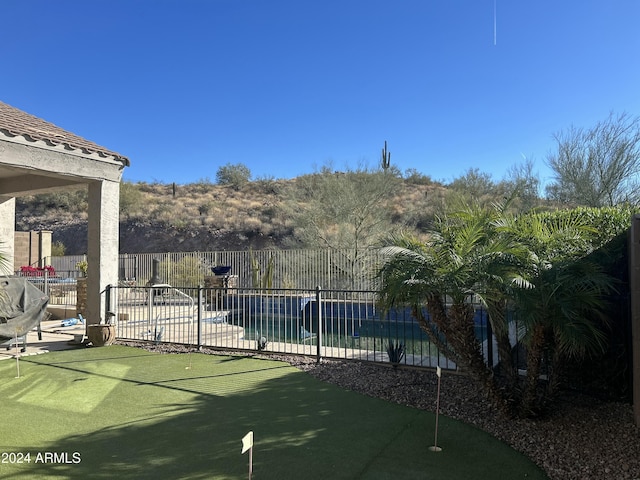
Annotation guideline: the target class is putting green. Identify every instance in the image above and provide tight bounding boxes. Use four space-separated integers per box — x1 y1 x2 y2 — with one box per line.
0 346 548 480
3 361 130 414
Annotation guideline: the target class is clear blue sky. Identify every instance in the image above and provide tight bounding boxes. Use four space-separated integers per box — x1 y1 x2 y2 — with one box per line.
2 1 639 189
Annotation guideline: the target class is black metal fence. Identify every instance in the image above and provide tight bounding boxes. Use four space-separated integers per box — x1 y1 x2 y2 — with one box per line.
109 284 470 370
14 270 79 308
22 272 632 399
108 283 634 398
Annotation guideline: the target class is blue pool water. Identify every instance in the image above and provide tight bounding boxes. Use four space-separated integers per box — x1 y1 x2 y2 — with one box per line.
213 295 489 345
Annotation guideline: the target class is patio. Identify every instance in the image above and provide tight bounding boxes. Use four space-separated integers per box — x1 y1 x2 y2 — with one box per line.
0 100 129 327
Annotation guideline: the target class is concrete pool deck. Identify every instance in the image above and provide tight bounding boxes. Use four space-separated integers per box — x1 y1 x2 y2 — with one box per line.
0 319 86 361
0 317 456 371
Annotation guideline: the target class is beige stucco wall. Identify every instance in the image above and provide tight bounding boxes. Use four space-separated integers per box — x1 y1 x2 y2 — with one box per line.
0 197 15 275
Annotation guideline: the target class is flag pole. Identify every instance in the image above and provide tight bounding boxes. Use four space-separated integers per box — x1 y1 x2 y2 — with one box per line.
14 331 20 378
429 366 442 452
241 431 254 479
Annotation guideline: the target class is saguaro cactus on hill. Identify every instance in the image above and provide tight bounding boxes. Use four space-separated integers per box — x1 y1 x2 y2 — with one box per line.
381 141 391 171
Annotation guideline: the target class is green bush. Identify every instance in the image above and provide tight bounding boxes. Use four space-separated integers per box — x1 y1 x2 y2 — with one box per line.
404 168 433 185
159 255 205 288
216 163 251 191
120 181 143 217
50 241 66 256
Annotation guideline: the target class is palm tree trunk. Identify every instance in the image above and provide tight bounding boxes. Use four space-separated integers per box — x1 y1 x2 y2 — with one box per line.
486 300 517 387
545 341 563 403
412 300 456 361
427 295 511 414
521 324 545 416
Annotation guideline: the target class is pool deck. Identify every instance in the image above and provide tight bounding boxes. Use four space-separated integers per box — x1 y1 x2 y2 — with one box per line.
0 319 86 361
1 315 456 371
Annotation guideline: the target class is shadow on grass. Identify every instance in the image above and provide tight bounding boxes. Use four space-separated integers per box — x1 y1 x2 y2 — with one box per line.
0 346 547 480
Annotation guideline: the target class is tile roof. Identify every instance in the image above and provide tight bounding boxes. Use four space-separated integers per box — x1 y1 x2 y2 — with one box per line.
0 101 130 166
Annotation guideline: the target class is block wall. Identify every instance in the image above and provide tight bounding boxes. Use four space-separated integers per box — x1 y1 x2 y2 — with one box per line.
13 230 52 272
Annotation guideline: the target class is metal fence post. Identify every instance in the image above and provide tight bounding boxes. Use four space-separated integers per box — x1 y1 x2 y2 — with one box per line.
485 307 493 368
197 285 203 349
316 286 322 363
105 284 112 323
43 268 49 297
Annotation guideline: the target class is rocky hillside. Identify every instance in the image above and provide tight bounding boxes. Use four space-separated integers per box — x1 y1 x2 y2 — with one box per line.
15 176 446 255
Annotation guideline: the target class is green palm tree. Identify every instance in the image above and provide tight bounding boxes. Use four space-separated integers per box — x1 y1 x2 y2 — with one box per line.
498 213 616 416
377 202 524 412
377 202 616 417
448 201 532 390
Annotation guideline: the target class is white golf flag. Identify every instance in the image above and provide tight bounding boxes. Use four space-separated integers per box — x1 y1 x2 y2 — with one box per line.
436 366 441 378
241 431 254 454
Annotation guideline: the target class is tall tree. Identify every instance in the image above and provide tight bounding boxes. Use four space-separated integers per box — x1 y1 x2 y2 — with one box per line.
501 157 541 212
447 167 503 205
545 112 640 206
284 165 400 288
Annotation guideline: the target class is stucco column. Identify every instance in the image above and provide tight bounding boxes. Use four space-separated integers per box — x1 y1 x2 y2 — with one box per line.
39 230 52 266
0 196 15 275
86 180 120 325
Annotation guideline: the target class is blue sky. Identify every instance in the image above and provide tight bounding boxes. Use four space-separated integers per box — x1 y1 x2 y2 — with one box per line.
2 1 639 189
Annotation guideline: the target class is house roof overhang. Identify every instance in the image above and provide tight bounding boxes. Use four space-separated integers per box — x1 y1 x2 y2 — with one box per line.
0 101 130 196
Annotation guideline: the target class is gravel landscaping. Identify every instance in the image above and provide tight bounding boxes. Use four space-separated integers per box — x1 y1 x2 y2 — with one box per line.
122 341 640 480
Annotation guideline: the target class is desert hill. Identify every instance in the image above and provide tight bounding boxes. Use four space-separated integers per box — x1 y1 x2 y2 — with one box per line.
15 175 445 255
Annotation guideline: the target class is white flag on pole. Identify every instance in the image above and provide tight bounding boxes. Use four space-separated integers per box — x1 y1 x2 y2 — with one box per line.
241 431 254 454
436 366 441 378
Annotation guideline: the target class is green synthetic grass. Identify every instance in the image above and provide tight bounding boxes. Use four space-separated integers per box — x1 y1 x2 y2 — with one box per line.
0 346 547 480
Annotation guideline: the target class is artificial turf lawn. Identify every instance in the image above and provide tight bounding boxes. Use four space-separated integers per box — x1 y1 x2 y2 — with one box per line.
0 346 548 479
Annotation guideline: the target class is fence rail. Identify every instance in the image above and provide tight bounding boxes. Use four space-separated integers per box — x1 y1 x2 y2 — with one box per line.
107 284 488 370
22 247 631 399
18 272 494 370
44 249 385 291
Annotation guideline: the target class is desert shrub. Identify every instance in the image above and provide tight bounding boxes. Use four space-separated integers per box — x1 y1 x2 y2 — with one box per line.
25 189 87 215
120 181 143 218
134 181 165 193
404 168 433 185
51 241 66 256
216 163 251 191
198 202 214 216
254 175 281 194
191 177 214 194
159 255 205 288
